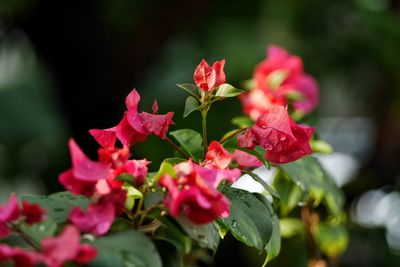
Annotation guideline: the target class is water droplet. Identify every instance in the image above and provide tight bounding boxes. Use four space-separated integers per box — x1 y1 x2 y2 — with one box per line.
280 136 286 141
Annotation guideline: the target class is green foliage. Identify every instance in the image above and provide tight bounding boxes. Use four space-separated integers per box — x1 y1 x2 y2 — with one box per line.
279 218 304 238
170 129 204 162
313 222 349 258
176 216 220 253
215 83 244 98
272 171 303 216
176 84 200 100
218 186 273 252
19 220 57 245
152 161 176 182
183 96 200 117
279 156 344 215
20 191 90 223
89 230 163 267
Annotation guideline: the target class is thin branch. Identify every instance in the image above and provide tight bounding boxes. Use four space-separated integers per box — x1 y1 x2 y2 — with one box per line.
164 137 191 159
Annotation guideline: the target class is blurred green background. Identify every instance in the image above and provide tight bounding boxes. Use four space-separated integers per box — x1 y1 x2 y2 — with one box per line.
0 0 400 266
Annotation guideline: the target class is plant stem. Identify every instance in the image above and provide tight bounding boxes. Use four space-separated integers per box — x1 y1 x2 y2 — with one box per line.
220 128 247 144
164 137 191 159
10 223 41 251
301 205 325 267
201 107 209 154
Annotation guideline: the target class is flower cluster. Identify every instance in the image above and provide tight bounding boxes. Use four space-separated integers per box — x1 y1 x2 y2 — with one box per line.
0 193 45 239
240 45 319 120
159 141 240 224
0 195 96 267
238 104 314 164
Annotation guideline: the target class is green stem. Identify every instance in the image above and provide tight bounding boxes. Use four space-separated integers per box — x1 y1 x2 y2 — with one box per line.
220 128 247 144
201 108 209 154
164 137 191 159
10 223 41 251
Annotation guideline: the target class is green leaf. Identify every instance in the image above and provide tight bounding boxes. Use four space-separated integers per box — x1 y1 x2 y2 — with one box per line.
154 240 184 267
272 171 303 216
176 84 200 100
122 184 143 210
109 218 133 233
163 157 186 165
264 212 281 265
89 230 162 267
176 216 219 252
279 218 304 238
144 191 164 209
215 83 244 97
156 216 192 254
313 222 349 257
19 220 57 245
231 116 253 128
218 187 273 251
183 96 200 118
152 161 176 183
279 156 344 215
170 129 203 162
115 173 135 185
310 139 333 154
20 192 90 223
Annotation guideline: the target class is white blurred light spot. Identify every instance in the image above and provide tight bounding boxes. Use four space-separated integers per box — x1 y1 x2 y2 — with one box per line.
317 152 360 187
232 166 276 193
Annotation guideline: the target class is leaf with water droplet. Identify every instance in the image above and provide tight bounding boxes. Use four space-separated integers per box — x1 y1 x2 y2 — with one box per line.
218 186 274 252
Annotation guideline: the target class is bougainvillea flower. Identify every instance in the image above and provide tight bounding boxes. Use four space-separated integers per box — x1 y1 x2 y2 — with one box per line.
193 59 226 92
114 89 175 146
89 128 117 149
239 88 285 121
248 45 318 115
59 139 111 197
233 150 262 168
69 200 115 236
237 105 314 164
70 187 127 236
41 225 96 267
159 160 240 224
0 193 20 239
0 244 42 267
204 141 233 170
91 89 174 147
21 201 46 225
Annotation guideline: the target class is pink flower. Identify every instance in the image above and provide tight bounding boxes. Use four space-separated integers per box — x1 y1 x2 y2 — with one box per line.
90 89 174 147
69 188 127 236
21 201 46 225
59 139 111 197
0 193 20 239
194 59 226 92
159 160 240 224
242 45 318 118
41 225 96 267
239 88 285 121
0 244 42 267
233 150 262 168
116 89 175 146
59 136 149 196
237 105 314 164
204 141 233 170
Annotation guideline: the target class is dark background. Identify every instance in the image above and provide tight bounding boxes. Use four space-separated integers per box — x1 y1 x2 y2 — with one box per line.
0 0 400 266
